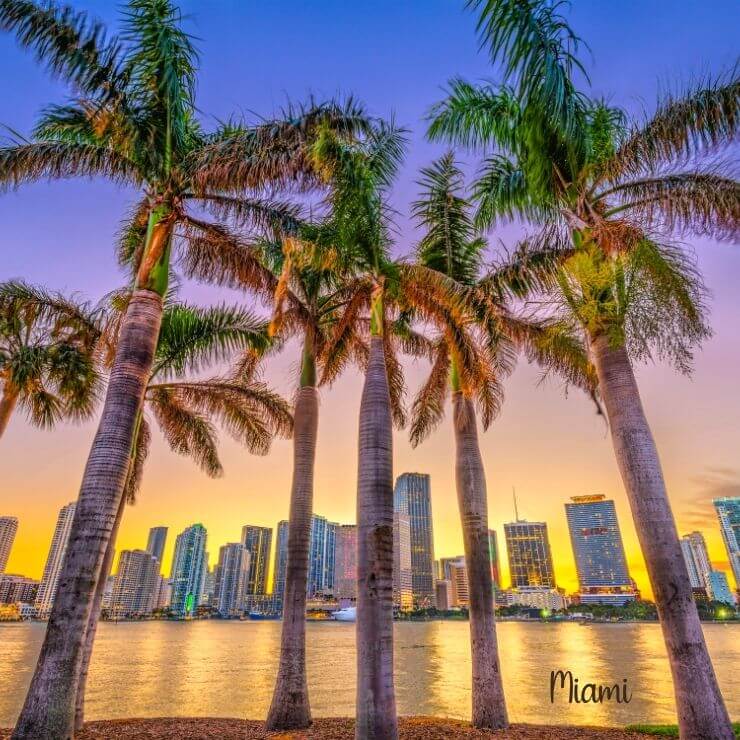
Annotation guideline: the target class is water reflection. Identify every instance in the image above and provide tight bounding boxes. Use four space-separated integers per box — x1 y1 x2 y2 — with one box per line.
0 621 737 727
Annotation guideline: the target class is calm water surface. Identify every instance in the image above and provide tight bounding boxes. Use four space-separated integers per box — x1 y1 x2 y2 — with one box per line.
0 621 738 727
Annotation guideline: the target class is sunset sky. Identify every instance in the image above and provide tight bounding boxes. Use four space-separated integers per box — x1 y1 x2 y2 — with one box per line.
1 0 739 598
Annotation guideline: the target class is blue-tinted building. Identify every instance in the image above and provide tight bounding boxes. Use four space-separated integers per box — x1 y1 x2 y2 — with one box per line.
565 495 635 605
714 497 740 592
504 520 556 588
169 523 207 617
394 473 436 607
272 520 289 600
707 570 735 605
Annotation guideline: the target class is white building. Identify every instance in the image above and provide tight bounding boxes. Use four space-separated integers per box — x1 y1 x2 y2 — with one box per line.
35 502 76 617
0 516 19 573
393 513 413 610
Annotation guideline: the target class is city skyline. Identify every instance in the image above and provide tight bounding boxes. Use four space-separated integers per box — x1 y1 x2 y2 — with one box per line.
1 0 738 604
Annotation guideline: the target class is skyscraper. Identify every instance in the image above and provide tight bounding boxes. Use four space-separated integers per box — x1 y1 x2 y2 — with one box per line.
241 525 272 595
272 520 290 600
439 556 469 607
0 516 19 573
213 543 251 617
714 497 740 590
307 515 338 597
393 512 413 610
707 571 735 605
146 526 168 565
111 550 160 617
565 495 635 605
680 532 713 593
35 502 76 617
504 520 556 588
488 529 500 588
334 524 358 601
394 473 435 607
170 523 207 617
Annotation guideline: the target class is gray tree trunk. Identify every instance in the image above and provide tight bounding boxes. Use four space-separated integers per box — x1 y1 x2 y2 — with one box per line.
355 336 398 740
74 493 126 733
590 334 733 740
452 392 508 729
265 384 318 730
12 290 163 740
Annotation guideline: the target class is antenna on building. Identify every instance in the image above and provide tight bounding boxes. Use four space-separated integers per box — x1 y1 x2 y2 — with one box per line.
513 487 520 522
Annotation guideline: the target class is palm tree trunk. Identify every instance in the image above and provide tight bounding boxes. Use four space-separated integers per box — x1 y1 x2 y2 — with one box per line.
12 289 163 740
451 391 508 729
356 334 398 740
265 340 318 730
590 334 733 740
0 382 19 439
73 493 126 733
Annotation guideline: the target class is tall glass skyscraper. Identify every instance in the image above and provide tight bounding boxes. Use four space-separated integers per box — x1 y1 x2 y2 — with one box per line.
35 502 76 617
565 495 634 604
503 520 556 588
169 523 207 617
213 542 251 617
272 520 290 599
394 473 436 607
714 497 740 590
488 529 500 588
111 549 160 617
0 516 19 573
334 524 358 601
680 531 713 592
307 515 338 597
146 526 168 565
392 512 413 609
241 525 272 594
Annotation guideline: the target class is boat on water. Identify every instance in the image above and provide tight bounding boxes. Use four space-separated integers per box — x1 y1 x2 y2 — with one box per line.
332 606 356 622
248 611 280 620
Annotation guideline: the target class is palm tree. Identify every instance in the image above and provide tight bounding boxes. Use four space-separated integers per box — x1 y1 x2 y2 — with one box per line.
74 299 292 732
0 280 101 439
429 2 739 736
409 154 593 729
0 3 361 736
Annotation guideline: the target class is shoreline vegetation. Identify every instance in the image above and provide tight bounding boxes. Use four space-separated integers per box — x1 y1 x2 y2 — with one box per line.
4 717 739 739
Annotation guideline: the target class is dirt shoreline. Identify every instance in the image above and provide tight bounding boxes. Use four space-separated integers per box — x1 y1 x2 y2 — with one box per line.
0 717 653 739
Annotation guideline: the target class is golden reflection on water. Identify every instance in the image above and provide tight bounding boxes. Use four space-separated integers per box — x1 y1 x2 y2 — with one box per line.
0 621 737 727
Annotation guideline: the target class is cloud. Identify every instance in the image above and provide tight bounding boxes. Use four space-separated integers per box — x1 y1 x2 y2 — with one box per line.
675 467 740 531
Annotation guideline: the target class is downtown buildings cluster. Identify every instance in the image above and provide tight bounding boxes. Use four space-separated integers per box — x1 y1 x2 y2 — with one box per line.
1 479 738 620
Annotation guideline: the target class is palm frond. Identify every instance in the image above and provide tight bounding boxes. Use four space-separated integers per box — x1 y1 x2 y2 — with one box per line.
123 416 151 503
383 335 407 429
194 194 302 237
409 341 450 447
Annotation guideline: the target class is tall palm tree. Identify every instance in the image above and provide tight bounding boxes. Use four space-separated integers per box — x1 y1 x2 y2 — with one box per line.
0 3 360 736
410 154 594 729
74 299 292 732
429 2 739 736
307 121 478 740
0 280 101 439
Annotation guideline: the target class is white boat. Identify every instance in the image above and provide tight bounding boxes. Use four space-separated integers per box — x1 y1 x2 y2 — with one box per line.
332 606 356 622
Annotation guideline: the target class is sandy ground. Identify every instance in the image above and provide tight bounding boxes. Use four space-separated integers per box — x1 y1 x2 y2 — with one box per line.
1 717 652 739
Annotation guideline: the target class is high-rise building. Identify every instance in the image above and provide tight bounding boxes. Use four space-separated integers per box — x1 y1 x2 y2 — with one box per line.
439 556 469 607
241 525 272 595
111 550 160 617
504 520 556 588
0 516 19 573
307 515 338 597
393 512 413 610
272 520 290 599
394 473 435 607
714 497 740 590
0 574 38 604
35 502 76 617
680 532 713 593
488 529 500 588
170 523 207 617
707 571 735 605
213 543 251 617
565 495 635 605
435 579 453 610
146 526 168 565
334 524 358 601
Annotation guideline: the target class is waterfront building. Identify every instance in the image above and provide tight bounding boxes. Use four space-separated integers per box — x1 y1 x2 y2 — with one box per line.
488 529 500 588
503 520 556 588
146 526 168 566
565 495 635 605
435 579 453 610
170 523 207 617
393 512 413 610
101 575 115 611
707 571 735 605
241 525 272 595
394 473 436 607
0 516 19 573
503 586 569 611
439 556 469 607
680 531 713 592
272 520 290 599
213 543 251 617
34 502 76 617
0 574 38 604
714 497 740 590
111 550 159 617
153 576 172 611
307 515 338 596
334 524 358 601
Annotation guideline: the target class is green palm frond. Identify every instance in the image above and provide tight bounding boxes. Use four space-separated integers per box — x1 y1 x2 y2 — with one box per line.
151 303 269 379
